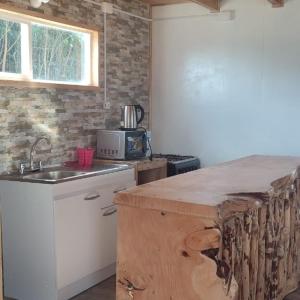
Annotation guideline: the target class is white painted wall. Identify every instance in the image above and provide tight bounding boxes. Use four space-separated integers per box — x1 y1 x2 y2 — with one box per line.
151 0 300 167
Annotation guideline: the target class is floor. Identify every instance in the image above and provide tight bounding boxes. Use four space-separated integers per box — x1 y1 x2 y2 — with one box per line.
284 289 300 300
4 276 116 300
4 277 300 300
70 281 300 300
71 283 299 300
71 276 116 300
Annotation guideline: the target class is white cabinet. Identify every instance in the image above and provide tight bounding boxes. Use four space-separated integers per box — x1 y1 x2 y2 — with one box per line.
0 168 135 300
55 190 117 290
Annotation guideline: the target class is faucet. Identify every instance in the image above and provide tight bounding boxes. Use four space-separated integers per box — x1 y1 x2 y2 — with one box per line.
29 137 51 171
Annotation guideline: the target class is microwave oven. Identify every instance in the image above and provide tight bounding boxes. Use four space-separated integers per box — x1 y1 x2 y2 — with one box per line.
97 130 147 160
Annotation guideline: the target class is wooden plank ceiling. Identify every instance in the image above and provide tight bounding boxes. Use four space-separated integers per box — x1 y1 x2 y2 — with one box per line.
144 0 284 10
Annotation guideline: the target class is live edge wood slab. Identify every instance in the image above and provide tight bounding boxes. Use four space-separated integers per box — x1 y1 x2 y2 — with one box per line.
114 155 300 300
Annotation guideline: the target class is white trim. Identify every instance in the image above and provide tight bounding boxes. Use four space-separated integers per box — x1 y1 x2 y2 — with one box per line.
0 10 30 24
21 23 31 80
31 19 92 35
28 22 33 80
82 31 91 85
0 8 94 34
0 72 26 80
31 79 87 85
104 12 107 103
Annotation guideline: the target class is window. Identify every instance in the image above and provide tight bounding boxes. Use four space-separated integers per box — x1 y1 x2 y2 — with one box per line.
0 7 99 88
0 19 21 74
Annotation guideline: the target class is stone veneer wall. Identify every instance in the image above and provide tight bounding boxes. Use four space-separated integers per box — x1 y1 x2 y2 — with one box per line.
0 0 150 173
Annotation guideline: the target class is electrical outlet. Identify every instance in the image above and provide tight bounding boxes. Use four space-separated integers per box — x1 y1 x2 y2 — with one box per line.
104 102 111 109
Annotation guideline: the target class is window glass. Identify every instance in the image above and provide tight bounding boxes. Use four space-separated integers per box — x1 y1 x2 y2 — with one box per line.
32 23 87 83
0 8 98 87
0 19 21 74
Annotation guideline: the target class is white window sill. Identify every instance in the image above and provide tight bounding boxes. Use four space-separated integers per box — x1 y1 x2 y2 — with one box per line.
0 79 100 91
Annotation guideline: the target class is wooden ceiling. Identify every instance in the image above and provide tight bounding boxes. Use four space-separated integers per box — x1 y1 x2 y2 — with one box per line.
144 0 284 11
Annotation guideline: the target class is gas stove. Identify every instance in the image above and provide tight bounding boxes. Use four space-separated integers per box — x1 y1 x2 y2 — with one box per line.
152 154 201 177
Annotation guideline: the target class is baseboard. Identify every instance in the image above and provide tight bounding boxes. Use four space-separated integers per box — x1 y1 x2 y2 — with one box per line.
57 263 116 300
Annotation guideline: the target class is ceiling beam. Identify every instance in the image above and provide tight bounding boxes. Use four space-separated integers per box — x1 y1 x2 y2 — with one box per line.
190 0 220 11
268 0 284 7
144 0 220 11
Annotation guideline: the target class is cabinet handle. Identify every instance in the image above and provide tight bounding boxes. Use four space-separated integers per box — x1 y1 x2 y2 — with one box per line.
84 194 101 201
103 206 117 217
101 204 115 210
113 187 127 194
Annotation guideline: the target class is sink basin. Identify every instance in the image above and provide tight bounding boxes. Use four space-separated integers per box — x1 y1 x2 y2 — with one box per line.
17 163 132 183
23 170 86 181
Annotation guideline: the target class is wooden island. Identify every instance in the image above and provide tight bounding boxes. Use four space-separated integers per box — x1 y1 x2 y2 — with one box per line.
114 155 300 300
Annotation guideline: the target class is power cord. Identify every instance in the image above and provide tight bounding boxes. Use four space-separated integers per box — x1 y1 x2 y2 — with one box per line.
137 127 153 161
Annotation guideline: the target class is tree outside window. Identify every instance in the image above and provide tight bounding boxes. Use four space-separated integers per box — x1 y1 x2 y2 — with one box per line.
0 19 21 74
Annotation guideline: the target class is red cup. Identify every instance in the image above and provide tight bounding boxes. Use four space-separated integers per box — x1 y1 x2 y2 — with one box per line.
84 148 95 167
77 148 85 167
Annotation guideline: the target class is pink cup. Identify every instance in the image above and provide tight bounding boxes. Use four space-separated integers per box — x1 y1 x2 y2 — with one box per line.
77 148 85 167
84 148 95 167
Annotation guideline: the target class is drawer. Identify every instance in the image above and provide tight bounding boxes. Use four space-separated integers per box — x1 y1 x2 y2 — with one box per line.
53 168 135 200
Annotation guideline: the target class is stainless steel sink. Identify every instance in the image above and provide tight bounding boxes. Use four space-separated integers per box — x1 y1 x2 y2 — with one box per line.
23 170 86 182
0 163 133 184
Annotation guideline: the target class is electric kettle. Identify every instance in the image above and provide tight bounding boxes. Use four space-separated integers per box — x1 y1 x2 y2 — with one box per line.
120 104 145 130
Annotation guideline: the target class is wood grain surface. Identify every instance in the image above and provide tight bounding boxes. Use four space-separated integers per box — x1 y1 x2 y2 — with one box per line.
115 155 300 300
116 206 237 300
115 155 300 216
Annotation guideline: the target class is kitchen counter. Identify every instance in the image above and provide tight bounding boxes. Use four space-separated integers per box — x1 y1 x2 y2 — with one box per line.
95 158 167 185
114 155 300 300
115 155 300 218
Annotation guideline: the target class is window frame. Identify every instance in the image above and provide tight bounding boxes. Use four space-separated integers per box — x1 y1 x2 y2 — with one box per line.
0 5 99 90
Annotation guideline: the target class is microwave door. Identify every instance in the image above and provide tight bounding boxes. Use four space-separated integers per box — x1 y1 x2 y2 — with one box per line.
126 133 147 160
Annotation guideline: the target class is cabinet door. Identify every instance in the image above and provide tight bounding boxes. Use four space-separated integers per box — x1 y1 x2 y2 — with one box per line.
55 186 117 290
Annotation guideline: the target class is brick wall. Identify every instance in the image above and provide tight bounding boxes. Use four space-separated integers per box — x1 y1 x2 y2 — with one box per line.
0 0 150 172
